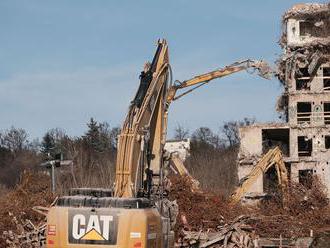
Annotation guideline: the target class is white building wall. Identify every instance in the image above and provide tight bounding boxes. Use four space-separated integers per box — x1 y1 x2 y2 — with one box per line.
238 164 264 194
239 126 262 157
164 139 190 161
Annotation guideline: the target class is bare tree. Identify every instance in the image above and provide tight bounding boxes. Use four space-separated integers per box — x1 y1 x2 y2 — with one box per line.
174 124 189 140
191 127 223 148
0 127 28 152
222 122 240 147
109 127 121 149
47 128 67 142
221 117 256 147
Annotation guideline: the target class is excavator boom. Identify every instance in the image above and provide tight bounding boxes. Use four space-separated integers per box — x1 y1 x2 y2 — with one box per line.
166 59 272 104
114 40 170 198
230 146 288 205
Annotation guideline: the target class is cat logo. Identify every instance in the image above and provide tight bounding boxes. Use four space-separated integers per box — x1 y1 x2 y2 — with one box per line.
68 210 118 245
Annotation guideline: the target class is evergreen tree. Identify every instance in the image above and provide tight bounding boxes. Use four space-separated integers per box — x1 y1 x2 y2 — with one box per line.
41 128 67 157
84 118 103 152
41 132 55 156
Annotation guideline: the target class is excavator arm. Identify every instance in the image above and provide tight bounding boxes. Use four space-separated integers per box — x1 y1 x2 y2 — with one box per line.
167 153 200 192
230 146 288 205
114 39 170 198
166 59 272 105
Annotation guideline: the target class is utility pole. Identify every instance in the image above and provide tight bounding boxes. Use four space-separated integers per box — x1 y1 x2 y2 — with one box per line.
40 153 73 193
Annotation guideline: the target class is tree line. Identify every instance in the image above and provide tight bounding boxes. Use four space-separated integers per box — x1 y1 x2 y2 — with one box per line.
0 117 255 195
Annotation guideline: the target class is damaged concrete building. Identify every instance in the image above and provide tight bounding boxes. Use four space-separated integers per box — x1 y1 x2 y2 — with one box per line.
238 3 330 200
164 139 190 161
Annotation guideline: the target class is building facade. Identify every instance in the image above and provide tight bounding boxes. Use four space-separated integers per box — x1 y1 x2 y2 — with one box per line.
238 3 330 199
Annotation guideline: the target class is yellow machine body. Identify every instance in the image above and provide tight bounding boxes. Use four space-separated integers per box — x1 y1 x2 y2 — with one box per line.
46 197 173 248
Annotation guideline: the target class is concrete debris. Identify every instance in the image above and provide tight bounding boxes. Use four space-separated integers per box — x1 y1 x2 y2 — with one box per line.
2 216 46 248
277 2 330 93
158 198 180 229
280 3 330 48
176 216 255 248
0 172 54 247
277 46 330 90
283 3 330 20
168 176 245 234
170 175 330 247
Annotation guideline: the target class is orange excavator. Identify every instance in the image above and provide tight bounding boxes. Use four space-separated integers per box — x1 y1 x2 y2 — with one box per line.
46 39 271 248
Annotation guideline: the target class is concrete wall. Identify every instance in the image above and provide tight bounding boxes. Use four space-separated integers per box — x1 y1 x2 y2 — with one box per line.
288 96 330 126
164 139 190 161
238 164 264 194
291 161 330 197
289 127 330 159
286 18 330 47
238 125 289 196
239 126 262 157
287 63 330 126
287 63 329 93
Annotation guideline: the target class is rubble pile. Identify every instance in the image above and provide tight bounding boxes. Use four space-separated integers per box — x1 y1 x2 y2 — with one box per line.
252 178 330 238
0 172 54 247
177 216 255 248
170 176 330 247
169 176 256 247
2 218 46 248
1 174 330 248
168 176 246 234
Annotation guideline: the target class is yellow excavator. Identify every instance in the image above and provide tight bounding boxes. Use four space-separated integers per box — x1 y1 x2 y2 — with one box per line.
46 39 271 248
230 146 289 205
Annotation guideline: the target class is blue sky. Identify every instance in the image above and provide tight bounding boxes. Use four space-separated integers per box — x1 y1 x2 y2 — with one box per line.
0 0 326 139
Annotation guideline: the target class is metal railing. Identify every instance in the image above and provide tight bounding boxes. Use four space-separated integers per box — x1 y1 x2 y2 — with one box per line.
296 111 330 124
294 75 330 91
298 150 312 157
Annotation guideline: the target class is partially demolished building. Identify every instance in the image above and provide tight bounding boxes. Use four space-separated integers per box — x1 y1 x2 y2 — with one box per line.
238 3 330 199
